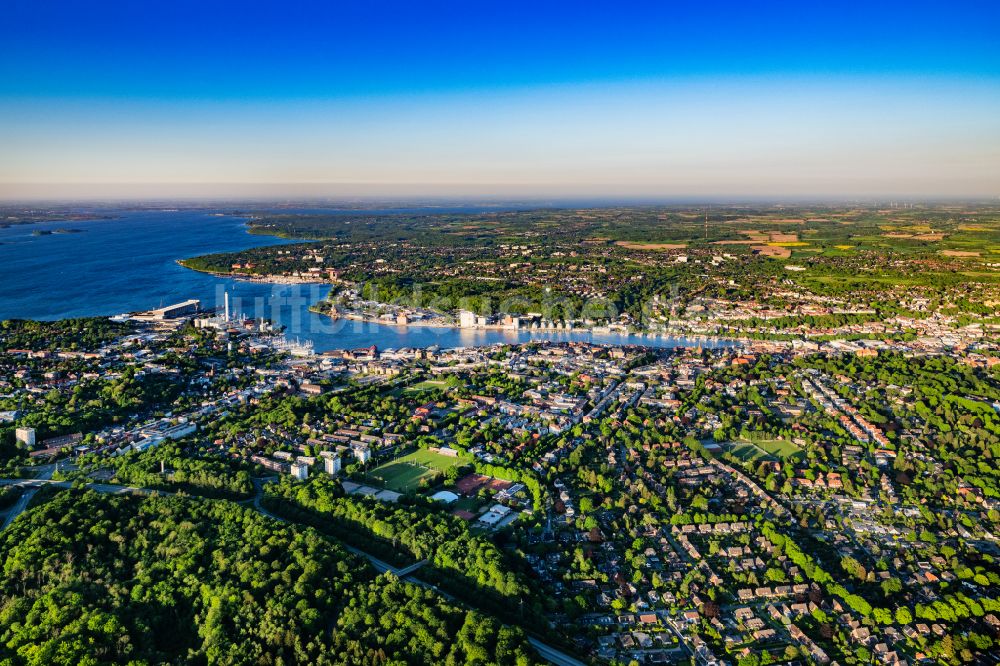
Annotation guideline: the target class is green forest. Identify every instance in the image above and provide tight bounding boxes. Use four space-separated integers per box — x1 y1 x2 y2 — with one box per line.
0 489 540 665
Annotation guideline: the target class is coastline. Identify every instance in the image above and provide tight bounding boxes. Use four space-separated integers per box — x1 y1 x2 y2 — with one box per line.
172 264 877 348
310 305 736 344
175 229 733 345
246 225 304 240
175 260 328 286
0 214 120 230
176 262 713 341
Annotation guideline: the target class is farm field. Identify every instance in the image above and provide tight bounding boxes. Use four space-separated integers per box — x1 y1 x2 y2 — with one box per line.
367 448 470 492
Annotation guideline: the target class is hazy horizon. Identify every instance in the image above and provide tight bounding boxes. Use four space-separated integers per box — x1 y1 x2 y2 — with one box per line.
1 185 997 207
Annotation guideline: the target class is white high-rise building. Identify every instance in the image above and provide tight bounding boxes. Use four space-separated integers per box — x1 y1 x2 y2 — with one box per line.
324 456 342 476
458 310 477 328
15 427 35 448
290 462 309 481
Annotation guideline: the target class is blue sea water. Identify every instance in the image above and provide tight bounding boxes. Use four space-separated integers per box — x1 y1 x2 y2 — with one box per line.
0 209 730 352
0 210 302 321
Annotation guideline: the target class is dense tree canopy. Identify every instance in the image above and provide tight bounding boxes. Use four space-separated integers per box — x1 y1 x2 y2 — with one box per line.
0 490 540 665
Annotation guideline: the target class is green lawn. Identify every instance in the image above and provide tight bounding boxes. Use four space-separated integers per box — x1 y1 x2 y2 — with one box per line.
403 379 453 394
725 442 770 463
756 438 802 459
405 448 470 469
367 449 469 493
724 438 803 463
368 462 437 493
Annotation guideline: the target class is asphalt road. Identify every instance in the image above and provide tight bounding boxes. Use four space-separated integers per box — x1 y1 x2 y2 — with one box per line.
527 638 587 666
0 464 61 530
0 489 34 531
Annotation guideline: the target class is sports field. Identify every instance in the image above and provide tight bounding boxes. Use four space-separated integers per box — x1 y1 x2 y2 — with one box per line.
724 438 803 463
403 379 452 394
367 449 469 493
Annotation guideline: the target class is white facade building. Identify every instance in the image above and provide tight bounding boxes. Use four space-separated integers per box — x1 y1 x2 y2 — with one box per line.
458 310 477 328
15 427 35 448
290 462 309 481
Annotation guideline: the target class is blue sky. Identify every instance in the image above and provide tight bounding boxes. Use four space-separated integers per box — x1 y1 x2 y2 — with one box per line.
1 0 999 198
